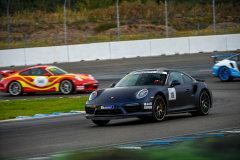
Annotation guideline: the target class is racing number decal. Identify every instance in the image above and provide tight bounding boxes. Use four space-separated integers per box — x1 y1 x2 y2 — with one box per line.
168 88 176 100
33 76 49 87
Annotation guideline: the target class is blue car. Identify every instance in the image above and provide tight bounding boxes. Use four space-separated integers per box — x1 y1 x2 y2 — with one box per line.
85 69 212 126
212 54 240 81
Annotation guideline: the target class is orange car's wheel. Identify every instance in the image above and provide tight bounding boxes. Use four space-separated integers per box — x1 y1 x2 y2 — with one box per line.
60 80 73 94
8 81 23 96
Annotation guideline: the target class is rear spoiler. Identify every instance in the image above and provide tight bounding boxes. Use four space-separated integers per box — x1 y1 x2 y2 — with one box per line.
210 55 235 64
194 78 206 82
0 70 17 78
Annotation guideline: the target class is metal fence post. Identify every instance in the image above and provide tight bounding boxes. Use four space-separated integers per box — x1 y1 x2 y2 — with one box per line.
115 28 117 41
143 26 145 40
165 0 168 38
224 21 226 34
25 34 27 48
116 0 120 41
7 0 11 49
55 32 58 46
64 0 67 45
213 0 216 35
171 24 173 38
198 23 200 36
85 30 88 44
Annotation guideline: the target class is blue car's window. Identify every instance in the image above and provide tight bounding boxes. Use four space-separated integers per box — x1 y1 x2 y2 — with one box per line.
229 55 239 61
47 67 68 75
116 73 166 87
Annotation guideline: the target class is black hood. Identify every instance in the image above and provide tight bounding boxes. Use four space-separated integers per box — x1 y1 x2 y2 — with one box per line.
96 86 147 104
95 86 164 104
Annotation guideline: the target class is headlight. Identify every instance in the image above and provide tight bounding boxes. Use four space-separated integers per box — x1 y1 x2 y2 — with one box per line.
75 76 83 81
136 89 148 99
89 75 94 79
89 91 97 101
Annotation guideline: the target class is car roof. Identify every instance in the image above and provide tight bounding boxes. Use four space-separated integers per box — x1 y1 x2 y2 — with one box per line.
18 66 55 72
130 68 179 73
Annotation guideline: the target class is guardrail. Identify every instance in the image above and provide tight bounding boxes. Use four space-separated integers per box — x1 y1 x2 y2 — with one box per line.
0 34 239 67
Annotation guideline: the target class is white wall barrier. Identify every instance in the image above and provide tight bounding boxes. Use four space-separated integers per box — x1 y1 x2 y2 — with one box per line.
151 37 189 56
25 46 69 65
110 40 151 59
68 42 111 62
0 34 239 67
189 35 227 53
226 34 240 51
0 48 25 67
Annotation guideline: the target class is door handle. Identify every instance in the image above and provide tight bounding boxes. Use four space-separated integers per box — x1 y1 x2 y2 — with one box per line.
185 89 190 92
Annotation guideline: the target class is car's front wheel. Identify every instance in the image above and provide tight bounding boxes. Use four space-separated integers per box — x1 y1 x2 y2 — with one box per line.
8 81 22 96
60 80 73 94
152 95 167 122
92 120 110 126
219 66 232 82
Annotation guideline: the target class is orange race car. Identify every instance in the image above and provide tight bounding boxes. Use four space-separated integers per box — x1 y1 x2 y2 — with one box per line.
0 66 99 96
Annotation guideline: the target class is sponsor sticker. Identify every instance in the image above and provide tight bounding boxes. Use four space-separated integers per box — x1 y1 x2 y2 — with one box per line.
168 88 176 100
33 76 48 87
101 105 114 109
144 106 152 109
77 86 84 90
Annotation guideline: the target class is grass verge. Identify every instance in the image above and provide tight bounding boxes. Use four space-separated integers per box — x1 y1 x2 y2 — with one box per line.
0 28 239 50
52 136 240 160
0 97 88 120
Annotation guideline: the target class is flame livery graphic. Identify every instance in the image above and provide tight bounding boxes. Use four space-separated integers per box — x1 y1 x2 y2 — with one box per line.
0 66 99 96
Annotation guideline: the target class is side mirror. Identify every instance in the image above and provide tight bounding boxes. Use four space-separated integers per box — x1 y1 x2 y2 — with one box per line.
110 83 116 88
44 73 51 76
170 80 181 87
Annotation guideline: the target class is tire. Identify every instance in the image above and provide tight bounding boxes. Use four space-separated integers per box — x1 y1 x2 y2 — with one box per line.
8 81 22 96
59 80 73 94
92 120 110 126
191 90 211 116
152 95 167 122
218 67 232 82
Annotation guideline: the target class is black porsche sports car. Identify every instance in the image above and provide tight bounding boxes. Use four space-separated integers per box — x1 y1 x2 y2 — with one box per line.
85 68 212 126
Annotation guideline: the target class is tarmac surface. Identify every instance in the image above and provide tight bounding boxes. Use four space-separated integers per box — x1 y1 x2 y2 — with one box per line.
0 50 239 100
0 51 240 158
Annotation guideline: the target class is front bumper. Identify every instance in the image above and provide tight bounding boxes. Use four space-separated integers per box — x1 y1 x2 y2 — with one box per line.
85 102 153 120
74 80 99 91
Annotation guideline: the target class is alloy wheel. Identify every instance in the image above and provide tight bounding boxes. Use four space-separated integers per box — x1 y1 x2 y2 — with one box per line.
153 95 166 121
9 82 22 96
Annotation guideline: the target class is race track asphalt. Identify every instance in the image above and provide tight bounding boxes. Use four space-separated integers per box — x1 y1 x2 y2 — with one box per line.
0 51 240 158
0 50 239 100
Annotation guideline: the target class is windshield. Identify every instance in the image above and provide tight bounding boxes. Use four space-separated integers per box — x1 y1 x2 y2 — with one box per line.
47 67 68 75
116 72 167 87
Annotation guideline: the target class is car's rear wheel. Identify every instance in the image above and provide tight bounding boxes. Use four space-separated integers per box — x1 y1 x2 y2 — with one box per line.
92 120 110 126
60 80 73 94
219 67 232 82
8 81 22 96
152 95 166 122
191 90 211 116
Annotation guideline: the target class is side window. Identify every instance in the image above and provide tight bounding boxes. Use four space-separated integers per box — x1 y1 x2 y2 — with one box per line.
167 72 183 84
182 74 192 83
19 70 30 76
30 68 48 76
229 55 239 61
